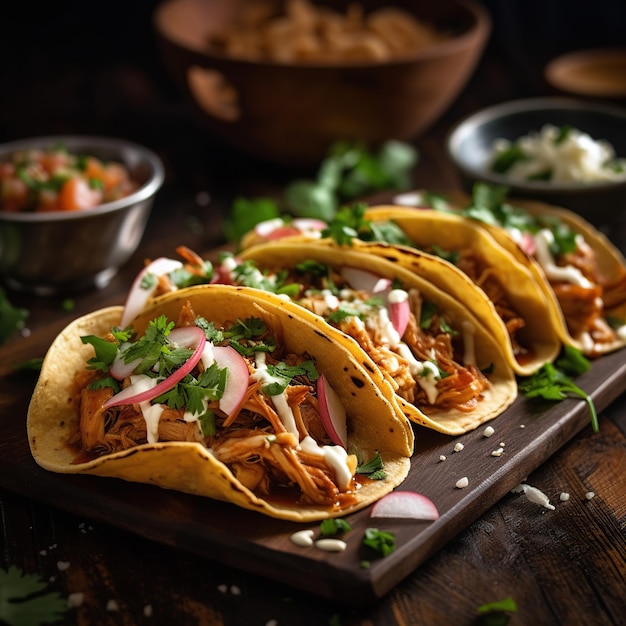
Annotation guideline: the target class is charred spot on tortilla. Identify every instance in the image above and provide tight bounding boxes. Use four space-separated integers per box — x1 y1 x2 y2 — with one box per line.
351 377 365 388
313 329 334 343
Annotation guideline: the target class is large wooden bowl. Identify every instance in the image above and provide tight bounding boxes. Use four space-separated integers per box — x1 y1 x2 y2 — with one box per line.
154 0 491 167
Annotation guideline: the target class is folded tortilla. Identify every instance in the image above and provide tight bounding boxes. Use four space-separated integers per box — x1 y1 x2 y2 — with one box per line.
235 241 518 435
438 191 626 357
28 286 413 522
359 206 563 375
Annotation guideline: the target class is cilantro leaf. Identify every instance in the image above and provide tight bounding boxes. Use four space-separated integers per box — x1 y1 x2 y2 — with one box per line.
518 348 598 432
320 518 352 536
362 528 396 557
476 597 518 625
356 452 387 480
0 565 67 626
223 197 281 242
262 360 318 396
81 335 118 373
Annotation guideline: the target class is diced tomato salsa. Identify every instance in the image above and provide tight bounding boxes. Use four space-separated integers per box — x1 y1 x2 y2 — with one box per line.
0 145 139 213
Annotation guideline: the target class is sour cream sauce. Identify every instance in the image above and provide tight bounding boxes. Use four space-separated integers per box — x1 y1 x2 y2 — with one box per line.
532 229 593 288
128 375 163 444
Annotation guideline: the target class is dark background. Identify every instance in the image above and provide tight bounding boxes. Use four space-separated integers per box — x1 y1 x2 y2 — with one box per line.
1 0 625 194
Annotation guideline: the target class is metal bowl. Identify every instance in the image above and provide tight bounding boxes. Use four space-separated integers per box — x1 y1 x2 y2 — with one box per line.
446 97 626 225
0 135 164 295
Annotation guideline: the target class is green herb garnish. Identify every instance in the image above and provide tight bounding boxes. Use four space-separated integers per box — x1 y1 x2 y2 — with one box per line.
362 528 396 557
518 346 598 432
356 452 386 480
0 565 67 626
476 597 518 625
320 518 352 537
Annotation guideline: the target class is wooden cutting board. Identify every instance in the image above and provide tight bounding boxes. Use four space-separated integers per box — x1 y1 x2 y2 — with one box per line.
1 316 625 607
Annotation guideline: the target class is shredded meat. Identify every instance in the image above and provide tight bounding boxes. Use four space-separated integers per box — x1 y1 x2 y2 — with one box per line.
553 240 626 352
77 301 358 509
455 249 528 357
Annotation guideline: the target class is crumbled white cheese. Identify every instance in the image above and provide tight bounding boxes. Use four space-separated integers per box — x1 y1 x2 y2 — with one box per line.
585 491 596 500
106 600 120 612
290 529 315 547
521 484 555 510
520 424 525 429
439 454 447 462
456 477 469 489
489 124 626 183
559 492 570 501
315 538 347 552
39 549 47 556
230 585 242 596
483 426 495 437
217 584 228 593
57 561 70 572
454 443 465 452
511 484 525 494
143 604 153 617
265 620 279 626
499 442 506 447
491 447 504 457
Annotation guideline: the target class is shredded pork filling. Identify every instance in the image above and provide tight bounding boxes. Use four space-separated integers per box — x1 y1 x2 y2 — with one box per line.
553 245 626 353
292 267 490 412
76 308 359 508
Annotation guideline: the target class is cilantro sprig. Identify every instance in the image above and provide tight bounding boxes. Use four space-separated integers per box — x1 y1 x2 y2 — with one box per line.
223 140 418 242
362 528 396 557
518 345 598 432
0 565 67 626
262 360 318 396
356 452 387 481
459 183 578 256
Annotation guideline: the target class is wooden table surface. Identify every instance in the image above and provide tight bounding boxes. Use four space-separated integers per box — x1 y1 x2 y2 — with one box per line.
1 3 626 625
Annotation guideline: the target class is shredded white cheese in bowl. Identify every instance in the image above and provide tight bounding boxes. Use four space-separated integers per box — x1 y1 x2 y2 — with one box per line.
489 124 626 185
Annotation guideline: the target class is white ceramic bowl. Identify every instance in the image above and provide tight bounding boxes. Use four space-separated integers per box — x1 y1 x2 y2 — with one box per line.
0 135 164 295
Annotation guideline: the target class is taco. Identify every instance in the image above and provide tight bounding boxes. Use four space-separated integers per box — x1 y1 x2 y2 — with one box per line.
351 205 563 376
27 285 413 522
218 241 518 435
406 185 626 357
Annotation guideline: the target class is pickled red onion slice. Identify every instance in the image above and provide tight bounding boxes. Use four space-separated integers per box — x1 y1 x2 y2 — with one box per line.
104 326 206 408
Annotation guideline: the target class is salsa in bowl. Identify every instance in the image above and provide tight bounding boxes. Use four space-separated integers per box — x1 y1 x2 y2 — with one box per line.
0 135 165 295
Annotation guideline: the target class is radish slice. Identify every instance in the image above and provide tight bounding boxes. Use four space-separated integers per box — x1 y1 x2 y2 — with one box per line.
212 345 250 416
104 326 206 408
317 374 348 448
254 217 326 242
110 344 143 380
340 267 391 294
291 218 327 233
120 257 183 328
254 218 288 239
370 491 440 520
518 231 537 257
387 289 411 338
